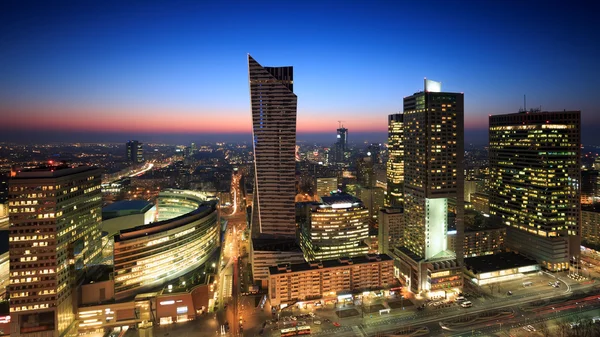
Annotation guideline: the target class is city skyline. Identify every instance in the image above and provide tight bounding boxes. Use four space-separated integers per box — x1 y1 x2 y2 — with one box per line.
1 1 599 144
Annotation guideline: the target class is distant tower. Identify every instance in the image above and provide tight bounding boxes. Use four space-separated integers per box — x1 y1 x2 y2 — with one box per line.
489 110 581 271
9 165 102 337
126 140 144 163
386 113 404 207
248 55 297 238
335 122 348 163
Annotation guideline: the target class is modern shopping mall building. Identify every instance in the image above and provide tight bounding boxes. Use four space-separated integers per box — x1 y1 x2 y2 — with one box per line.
77 189 221 336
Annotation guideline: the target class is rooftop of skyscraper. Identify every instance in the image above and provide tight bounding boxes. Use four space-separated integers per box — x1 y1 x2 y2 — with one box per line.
464 252 538 274
320 192 362 206
10 163 97 178
268 254 392 275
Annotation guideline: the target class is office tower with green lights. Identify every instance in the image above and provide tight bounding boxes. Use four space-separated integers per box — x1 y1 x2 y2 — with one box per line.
394 79 465 295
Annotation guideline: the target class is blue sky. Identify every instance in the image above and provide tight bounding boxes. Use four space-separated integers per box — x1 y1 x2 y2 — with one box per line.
1 0 598 144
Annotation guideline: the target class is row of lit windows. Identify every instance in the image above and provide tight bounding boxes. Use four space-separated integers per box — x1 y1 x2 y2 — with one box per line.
10 303 50 312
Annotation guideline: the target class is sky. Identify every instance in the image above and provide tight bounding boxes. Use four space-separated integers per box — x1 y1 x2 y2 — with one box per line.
1 0 599 145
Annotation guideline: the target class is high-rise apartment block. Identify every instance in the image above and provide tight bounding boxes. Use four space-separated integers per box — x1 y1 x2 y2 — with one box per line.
268 254 394 306
386 113 404 207
126 140 144 163
394 79 464 294
489 110 581 271
8 165 102 337
248 55 297 238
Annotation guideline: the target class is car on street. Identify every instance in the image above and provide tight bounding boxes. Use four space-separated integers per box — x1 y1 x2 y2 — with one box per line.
314 321 321 325
333 322 341 327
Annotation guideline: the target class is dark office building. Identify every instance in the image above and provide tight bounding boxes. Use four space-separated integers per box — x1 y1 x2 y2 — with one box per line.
126 140 144 163
335 126 348 163
581 170 599 205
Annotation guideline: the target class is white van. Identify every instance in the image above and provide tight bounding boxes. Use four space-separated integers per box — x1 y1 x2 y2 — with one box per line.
456 296 466 302
592 317 600 323
460 301 472 308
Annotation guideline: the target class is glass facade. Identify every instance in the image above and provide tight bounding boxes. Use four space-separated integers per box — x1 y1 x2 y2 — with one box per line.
300 193 370 261
488 111 581 271
8 166 102 337
113 190 219 300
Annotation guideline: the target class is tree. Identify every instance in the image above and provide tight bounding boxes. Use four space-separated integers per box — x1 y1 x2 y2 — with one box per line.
556 319 571 337
538 321 552 337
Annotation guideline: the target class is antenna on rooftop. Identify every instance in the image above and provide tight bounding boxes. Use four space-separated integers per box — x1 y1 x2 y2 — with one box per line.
338 120 346 128
524 94 527 112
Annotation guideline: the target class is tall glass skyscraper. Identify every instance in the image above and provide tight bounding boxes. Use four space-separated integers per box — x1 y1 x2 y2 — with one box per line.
248 55 297 238
386 113 404 207
489 110 581 271
394 79 464 295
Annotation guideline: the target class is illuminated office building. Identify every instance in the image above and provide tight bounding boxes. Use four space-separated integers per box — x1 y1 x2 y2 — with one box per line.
395 79 465 295
126 140 144 163
489 110 581 271
113 190 219 300
248 55 297 238
386 113 404 207
8 165 102 337
300 193 370 261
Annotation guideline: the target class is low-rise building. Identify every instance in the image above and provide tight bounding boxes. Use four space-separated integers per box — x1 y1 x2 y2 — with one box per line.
251 238 305 288
464 252 540 285
582 206 600 250
316 177 338 197
470 192 489 214
268 254 395 307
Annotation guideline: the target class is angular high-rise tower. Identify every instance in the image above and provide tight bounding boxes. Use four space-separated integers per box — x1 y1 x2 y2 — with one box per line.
394 79 464 295
248 55 297 238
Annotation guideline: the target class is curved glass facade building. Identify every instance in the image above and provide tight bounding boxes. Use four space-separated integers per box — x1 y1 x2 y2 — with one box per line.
113 190 219 300
300 193 370 261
